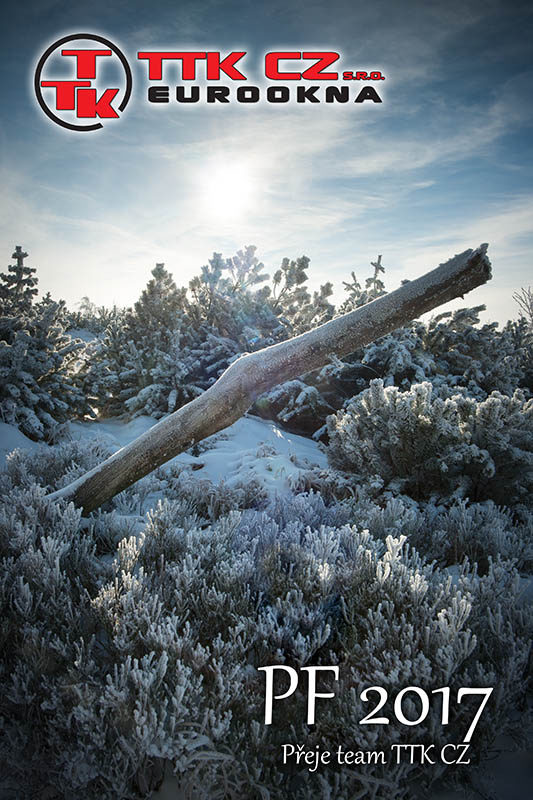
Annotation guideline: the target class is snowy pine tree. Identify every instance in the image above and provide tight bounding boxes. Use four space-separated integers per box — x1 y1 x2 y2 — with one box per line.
269 254 335 335
0 245 38 314
0 247 87 439
337 253 387 315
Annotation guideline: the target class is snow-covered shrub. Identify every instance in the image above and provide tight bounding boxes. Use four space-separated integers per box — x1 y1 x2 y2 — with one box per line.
285 476 533 573
0 485 105 798
336 255 387 316
164 466 269 520
254 379 335 436
335 492 533 572
268 254 335 336
2 436 114 492
414 500 533 570
327 380 533 507
1 443 531 800
359 307 531 400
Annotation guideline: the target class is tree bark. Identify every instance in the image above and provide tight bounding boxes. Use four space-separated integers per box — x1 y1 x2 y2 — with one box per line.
50 244 492 514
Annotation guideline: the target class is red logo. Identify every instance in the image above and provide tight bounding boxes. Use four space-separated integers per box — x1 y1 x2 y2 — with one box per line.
34 33 132 131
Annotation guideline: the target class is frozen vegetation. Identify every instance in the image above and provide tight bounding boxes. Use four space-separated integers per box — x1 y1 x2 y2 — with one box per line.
0 245 532 798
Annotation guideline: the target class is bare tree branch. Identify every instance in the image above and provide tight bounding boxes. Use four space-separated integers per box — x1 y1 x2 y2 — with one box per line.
513 286 533 327
50 244 492 514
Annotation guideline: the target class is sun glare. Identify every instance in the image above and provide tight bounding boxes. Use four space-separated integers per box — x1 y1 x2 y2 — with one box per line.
198 161 256 220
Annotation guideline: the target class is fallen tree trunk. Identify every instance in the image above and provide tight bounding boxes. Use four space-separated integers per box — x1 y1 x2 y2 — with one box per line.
51 244 492 513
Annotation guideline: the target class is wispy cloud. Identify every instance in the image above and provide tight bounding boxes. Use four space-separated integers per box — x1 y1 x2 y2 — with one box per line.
1 0 531 323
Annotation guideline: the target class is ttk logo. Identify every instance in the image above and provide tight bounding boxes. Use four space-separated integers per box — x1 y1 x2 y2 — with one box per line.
34 34 132 131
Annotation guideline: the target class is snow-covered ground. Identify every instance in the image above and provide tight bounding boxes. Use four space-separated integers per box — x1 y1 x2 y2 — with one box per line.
0 421 38 467
1 413 327 497
67 412 328 495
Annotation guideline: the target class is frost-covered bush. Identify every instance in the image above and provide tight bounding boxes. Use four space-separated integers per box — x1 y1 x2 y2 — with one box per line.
337 492 532 572
2 437 114 491
0 485 105 798
327 380 533 507
286 472 533 571
0 443 531 800
360 307 531 400
254 379 335 436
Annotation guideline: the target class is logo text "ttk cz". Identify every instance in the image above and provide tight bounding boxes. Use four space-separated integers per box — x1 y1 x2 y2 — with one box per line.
35 37 385 130
135 51 383 82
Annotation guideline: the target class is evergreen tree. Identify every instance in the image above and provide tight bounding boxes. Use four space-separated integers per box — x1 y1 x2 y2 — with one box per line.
132 262 187 347
0 247 87 440
270 255 334 335
337 253 387 314
84 263 197 418
0 246 38 315
81 308 137 416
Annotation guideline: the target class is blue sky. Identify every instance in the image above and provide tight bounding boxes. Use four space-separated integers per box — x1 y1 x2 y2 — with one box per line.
1 0 532 323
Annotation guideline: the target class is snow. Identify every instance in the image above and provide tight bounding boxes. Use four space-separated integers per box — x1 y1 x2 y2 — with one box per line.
0 422 39 468
69 414 156 449
67 327 97 342
67 413 328 495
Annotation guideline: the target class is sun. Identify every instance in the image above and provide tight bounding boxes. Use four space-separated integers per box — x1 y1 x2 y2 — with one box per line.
198 160 256 220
